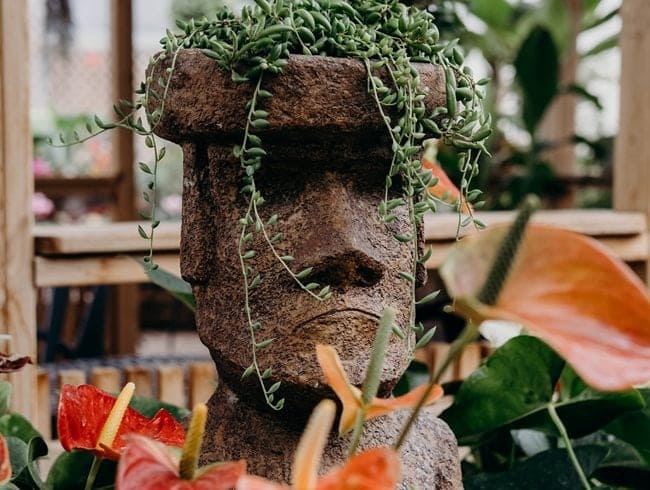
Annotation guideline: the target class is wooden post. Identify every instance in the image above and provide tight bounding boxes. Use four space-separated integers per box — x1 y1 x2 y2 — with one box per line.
0 1 37 421
538 0 581 206
614 0 650 284
109 0 139 354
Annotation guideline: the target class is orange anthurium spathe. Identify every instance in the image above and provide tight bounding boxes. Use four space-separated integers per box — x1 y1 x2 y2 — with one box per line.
116 434 246 490
316 344 443 435
440 224 650 391
236 400 401 490
57 383 185 460
0 434 10 484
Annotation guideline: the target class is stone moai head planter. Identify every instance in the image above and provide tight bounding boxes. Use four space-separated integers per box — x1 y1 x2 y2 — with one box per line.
152 50 461 488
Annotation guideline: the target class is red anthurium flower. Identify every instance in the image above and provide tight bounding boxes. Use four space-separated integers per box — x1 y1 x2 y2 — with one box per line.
316 344 443 435
0 434 11 484
117 434 246 490
441 224 650 391
57 383 185 460
236 400 401 490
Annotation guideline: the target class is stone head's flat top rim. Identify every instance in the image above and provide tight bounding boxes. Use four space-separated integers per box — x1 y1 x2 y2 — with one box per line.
150 49 446 142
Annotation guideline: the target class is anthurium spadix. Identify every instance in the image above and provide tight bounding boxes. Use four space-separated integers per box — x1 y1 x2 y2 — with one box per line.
440 224 650 391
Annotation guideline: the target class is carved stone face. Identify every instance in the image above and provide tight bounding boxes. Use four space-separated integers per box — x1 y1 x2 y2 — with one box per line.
152 51 444 412
181 139 416 412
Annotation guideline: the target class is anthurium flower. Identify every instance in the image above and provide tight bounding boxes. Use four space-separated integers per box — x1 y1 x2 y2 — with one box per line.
236 400 401 490
0 433 10 484
116 436 246 489
316 344 443 435
440 224 650 391
57 382 185 460
422 142 471 214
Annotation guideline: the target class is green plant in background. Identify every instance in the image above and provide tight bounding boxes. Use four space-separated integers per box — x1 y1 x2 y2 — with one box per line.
413 0 620 209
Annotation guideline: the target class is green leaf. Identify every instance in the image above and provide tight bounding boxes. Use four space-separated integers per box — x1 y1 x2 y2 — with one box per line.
45 450 117 490
0 414 41 444
605 388 650 465
0 382 10 415
582 34 618 58
5 437 28 483
440 336 644 445
593 438 650 489
465 445 608 490
144 263 195 312
128 394 190 422
514 26 559 134
566 84 602 110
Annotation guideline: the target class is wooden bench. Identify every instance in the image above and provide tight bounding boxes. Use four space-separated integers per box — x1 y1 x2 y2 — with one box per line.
33 209 648 288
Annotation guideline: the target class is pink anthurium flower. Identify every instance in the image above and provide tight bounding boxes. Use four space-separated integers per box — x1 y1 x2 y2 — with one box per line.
57 383 185 461
316 344 443 435
236 400 401 490
117 403 247 489
441 224 650 391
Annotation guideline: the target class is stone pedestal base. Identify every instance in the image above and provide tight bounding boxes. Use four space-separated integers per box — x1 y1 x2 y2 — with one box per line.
201 383 462 489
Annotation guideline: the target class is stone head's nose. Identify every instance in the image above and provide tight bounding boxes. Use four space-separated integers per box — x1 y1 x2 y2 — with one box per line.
292 175 386 288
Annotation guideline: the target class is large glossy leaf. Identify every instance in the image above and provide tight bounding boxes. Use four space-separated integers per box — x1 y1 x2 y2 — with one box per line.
592 438 650 489
46 450 117 490
465 445 607 490
440 224 650 391
440 336 644 445
605 389 650 464
514 26 559 133
0 414 41 445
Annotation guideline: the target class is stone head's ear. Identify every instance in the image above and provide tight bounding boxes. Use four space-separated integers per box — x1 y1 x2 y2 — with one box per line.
180 143 215 284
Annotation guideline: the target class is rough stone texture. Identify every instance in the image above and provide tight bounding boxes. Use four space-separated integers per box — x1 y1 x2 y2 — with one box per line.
152 50 461 488
203 383 462 490
151 50 446 143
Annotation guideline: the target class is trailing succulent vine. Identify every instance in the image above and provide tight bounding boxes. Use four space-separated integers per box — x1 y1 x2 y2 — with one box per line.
52 0 490 410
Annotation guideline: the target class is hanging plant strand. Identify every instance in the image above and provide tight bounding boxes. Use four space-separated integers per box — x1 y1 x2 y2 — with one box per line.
54 0 490 409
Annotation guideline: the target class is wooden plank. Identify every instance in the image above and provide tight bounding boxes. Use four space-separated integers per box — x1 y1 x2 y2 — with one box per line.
188 362 217 408
35 253 181 287
0 0 36 421
34 221 181 255
424 210 647 241
35 175 119 198
157 365 185 407
58 369 86 388
90 367 121 394
36 370 51 441
125 366 152 397
614 0 650 284
425 232 649 270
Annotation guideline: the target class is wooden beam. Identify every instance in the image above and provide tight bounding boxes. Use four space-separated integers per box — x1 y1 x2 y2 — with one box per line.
0 1 36 420
35 253 181 288
34 221 181 255
110 0 138 355
614 0 650 285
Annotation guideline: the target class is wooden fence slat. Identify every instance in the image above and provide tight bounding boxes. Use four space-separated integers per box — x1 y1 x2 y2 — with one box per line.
125 366 153 397
157 365 185 407
90 367 121 394
36 370 51 441
58 369 86 388
188 362 217 408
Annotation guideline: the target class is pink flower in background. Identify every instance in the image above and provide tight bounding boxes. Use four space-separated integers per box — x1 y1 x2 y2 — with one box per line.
32 192 55 220
32 157 52 178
